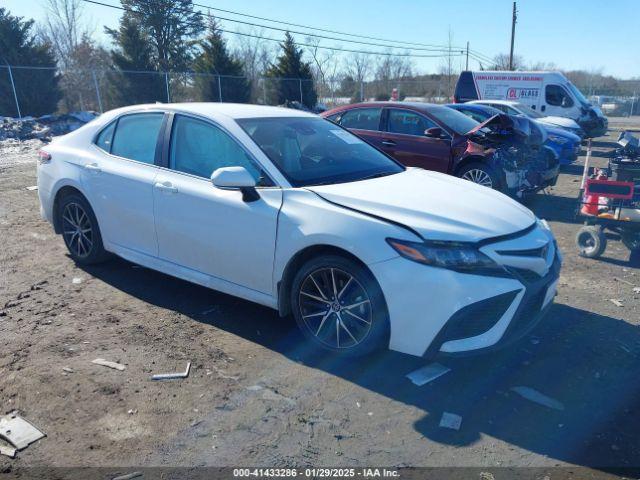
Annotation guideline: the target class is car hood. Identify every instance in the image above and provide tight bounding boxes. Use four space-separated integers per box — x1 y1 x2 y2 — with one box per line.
537 116 580 129
540 124 581 142
306 168 536 243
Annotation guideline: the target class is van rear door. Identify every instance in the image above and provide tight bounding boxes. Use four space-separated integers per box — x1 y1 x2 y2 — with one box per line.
454 71 478 103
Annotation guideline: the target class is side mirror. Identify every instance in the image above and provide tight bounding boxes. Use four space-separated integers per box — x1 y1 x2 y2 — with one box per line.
211 166 260 202
425 127 443 138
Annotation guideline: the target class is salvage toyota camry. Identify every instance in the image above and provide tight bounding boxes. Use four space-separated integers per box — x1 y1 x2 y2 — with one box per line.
37 103 561 357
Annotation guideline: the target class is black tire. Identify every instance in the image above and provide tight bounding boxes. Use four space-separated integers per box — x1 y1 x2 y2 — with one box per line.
576 225 607 258
57 193 109 265
290 255 389 357
621 232 640 252
457 162 501 191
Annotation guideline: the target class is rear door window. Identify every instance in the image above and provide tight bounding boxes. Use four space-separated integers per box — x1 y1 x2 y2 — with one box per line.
111 113 164 164
387 109 436 136
339 108 382 131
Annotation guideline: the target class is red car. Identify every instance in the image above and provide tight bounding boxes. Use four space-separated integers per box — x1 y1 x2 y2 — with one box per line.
321 101 558 194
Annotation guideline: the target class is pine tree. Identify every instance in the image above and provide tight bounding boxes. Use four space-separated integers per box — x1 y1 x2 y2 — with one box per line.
120 0 204 72
265 33 317 109
0 8 61 117
193 19 250 103
105 15 166 106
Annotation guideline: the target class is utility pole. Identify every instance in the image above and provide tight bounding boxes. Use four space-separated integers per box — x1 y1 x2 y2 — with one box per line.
509 1 517 70
465 41 469 71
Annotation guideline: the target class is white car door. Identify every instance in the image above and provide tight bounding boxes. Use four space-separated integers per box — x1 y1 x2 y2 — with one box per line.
541 84 581 120
84 112 165 257
153 114 282 295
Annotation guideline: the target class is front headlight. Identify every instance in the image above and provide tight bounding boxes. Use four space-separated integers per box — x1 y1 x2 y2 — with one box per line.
547 134 569 145
387 238 500 272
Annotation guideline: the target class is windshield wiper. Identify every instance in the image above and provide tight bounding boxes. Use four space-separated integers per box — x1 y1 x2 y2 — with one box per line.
358 171 395 182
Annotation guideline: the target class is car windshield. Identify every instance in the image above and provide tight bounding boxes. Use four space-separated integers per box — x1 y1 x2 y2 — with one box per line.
237 117 404 187
512 103 545 118
566 82 590 106
426 105 480 135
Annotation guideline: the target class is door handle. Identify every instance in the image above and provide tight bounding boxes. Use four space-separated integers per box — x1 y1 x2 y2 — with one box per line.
155 181 178 193
541 105 546 112
381 140 396 147
84 163 101 173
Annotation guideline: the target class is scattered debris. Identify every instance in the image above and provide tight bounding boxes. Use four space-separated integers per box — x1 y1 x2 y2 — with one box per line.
634 287 640 294
610 299 624 307
111 472 143 480
127 409 137 415
62 367 74 373
72 277 83 285
479 473 495 480
25 185 38 191
439 412 462 431
92 358 126 371
0 444 16 458
0 111 97 141
0 412 46 451
510 386 565 411
406 362 451 386
614 277 636 287
201 306 220 315
151 362 191 381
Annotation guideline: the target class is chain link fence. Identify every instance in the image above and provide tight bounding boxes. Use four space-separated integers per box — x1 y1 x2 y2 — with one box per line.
6 65 634 120
0 65 460 119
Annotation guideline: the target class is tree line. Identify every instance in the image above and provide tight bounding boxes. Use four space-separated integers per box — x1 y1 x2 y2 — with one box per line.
0 0 317 117
1 0 638 118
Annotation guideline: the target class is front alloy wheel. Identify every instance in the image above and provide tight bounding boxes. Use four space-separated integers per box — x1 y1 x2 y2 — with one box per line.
291 255 389 356
461 168 494 188
298 267 372 349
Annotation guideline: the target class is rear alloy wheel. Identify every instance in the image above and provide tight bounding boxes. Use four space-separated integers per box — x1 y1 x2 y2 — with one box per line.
291 255 388 356
58 193 108 265
458 162 500 190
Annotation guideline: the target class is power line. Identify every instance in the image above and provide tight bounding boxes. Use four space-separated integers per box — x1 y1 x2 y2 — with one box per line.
79 0 466 58
205 12 461 53
192 2 467 51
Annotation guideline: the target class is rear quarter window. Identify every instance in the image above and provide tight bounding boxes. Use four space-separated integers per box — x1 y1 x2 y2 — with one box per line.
95 122 116 153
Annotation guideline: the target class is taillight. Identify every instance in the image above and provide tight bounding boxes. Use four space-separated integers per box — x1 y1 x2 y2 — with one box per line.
38 150 51 164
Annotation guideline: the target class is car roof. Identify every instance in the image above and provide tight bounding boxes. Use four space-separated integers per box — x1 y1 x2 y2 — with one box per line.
104 102 316 120
447 103 501 113
324 101 448 115
471 100 520 106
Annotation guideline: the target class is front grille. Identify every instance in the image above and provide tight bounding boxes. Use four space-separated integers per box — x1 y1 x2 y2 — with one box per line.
496 244 549 258
439 290 520 342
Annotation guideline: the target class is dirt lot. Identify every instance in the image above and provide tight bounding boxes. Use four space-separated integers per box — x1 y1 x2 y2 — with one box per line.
1 122 640 477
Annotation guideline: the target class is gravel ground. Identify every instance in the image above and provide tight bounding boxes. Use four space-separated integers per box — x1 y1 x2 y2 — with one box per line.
1 125 640 477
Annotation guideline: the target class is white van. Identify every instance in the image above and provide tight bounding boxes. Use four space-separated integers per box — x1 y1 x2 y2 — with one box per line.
454 71 608 137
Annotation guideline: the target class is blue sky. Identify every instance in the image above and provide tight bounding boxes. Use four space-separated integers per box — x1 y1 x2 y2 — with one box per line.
5 0 639 79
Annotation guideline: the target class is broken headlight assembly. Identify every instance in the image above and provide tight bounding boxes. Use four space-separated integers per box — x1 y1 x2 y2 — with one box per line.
386 238 501 272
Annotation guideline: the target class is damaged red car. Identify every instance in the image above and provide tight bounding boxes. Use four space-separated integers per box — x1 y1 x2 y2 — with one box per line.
321 102 559 196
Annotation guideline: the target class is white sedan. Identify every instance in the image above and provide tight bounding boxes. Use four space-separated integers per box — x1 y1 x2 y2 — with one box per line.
37 103 561 357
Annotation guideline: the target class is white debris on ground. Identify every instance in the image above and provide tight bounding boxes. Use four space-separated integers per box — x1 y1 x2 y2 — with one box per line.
0 111 98 142
439 412 462 430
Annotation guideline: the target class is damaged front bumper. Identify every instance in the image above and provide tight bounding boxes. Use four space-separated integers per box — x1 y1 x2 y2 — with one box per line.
494 147 560 197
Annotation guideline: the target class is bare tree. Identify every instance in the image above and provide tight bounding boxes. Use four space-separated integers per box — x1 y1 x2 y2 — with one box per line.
491 53 524 70
437 27 459 99
342 53 371 102
40 0 89 69
235 28 274 103
305 37 341 106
